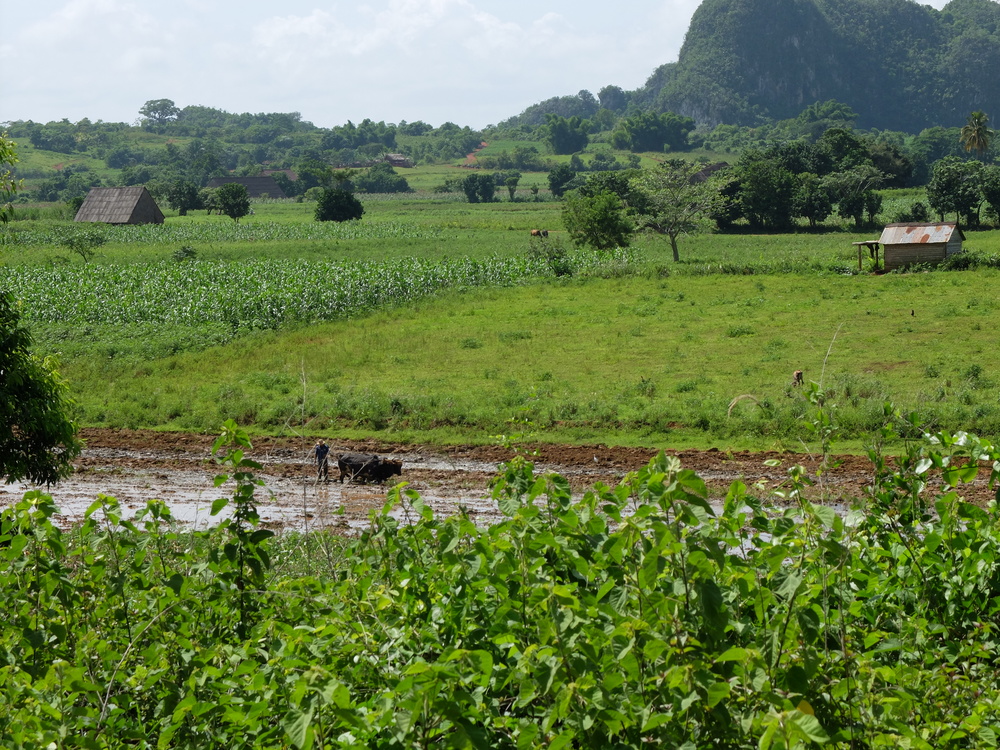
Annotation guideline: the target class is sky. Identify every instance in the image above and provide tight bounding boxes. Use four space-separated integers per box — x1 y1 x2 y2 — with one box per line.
1 0 952 130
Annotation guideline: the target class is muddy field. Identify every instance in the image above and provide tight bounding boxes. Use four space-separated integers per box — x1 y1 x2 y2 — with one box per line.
1 429 994 532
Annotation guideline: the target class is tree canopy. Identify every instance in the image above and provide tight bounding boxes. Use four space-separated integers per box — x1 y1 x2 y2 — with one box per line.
315 188 364 222
0 292 81 485
214 183 251 223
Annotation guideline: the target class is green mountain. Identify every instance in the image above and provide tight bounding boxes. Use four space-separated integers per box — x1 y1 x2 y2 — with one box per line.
635 0 999 130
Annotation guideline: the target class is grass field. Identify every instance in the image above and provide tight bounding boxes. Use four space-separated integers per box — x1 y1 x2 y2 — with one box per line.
3 191 1000 451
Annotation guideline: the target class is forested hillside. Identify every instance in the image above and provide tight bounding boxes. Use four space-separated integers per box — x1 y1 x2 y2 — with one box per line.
638 0 1000 129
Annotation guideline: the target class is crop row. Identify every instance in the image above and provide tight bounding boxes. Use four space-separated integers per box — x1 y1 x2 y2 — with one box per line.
0 220 438 247
2 250 633 332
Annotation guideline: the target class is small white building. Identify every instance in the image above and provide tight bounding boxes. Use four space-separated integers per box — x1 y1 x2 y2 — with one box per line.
878 222 964 271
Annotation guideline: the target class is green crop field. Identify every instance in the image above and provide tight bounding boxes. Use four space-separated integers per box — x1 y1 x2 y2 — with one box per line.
3 190 1000 451
6 166 1000 749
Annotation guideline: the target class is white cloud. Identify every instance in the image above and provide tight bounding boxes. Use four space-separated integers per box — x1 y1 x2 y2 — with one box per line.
3 0 703 127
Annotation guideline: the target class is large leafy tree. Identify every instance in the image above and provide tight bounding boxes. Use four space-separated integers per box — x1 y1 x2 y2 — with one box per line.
355 162 411 194
139 99 181 130
547 164 577 198
315 188 364 222
982 165 1000 224
461 173 496 204
0 292 81 485
562 189 634 250
166 179 203 216
610 111 695 153
823 164 885 230
927 157 984 224
794 173 833 228
543 114 589 155
214 183 252 223
1 132 22 224
734 151 798 229
630 160 723 261
960 111 993 159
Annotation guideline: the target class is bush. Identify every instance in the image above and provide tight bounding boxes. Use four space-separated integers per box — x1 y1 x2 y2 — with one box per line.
315 188 364 222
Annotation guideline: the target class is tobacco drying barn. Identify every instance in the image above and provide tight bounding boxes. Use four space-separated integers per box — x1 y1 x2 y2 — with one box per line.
74 186 165 225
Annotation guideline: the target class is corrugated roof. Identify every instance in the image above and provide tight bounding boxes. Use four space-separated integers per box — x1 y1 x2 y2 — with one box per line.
74 186 164 224
878 222 964 245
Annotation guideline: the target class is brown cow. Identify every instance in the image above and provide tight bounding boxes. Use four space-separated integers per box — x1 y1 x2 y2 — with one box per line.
792 370 804 386
530 229 549 237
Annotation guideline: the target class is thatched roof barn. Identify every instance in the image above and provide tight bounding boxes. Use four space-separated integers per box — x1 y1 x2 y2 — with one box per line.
384 153 413 168
74 186 164 225
878 223 965 271
206 176 287 199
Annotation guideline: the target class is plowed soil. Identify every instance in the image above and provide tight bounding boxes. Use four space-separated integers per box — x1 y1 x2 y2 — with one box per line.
2 429 994 532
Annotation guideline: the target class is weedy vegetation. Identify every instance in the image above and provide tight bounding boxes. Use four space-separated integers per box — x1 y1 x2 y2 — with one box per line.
2 406 1000 747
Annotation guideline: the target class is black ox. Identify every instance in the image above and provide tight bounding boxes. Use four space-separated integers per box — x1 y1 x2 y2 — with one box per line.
337 453 403 483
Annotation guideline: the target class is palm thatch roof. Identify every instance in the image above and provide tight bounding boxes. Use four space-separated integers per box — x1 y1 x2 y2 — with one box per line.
74 186 164 225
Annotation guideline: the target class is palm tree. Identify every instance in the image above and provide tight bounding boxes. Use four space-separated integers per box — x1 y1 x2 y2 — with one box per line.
960 111 994 159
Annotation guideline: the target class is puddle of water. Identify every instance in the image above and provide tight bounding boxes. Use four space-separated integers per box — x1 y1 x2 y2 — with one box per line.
1 460 504 533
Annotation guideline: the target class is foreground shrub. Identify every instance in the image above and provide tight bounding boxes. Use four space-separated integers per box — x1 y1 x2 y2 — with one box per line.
2 420 1000 747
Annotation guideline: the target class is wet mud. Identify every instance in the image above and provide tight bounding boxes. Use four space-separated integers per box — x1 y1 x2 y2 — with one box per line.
2 429 995 532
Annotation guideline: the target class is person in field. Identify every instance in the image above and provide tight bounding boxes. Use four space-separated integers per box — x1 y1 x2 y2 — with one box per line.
313 439 331 481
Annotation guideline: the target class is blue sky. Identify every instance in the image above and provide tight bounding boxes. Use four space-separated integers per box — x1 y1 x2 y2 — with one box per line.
1 0 951 129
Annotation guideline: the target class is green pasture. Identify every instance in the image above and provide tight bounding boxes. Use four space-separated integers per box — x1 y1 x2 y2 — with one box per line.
4 188 1000 450
6 192 968 270
48 267 1000 451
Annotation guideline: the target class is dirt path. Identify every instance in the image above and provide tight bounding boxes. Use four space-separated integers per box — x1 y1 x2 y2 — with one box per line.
1 429 993 532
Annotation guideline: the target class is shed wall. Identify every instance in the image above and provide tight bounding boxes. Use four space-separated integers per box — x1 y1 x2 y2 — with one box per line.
884 242 947 270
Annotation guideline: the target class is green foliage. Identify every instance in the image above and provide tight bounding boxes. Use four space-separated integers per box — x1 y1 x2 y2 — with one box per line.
214 182 251 223
3 251 630 344
165 179 203 216
610 111 695 153
354 162 411 194
960 111 994 158
927 157 984 224
563 189 634 250
1 132 23 224
59 226 107 262
630 160 723 261
314 188 364 222
461 173 496 204
641 0 1000 131
4 419 1000 746
547 164 577 198
734 151 798 229
0 291 81 484
543 114 589 155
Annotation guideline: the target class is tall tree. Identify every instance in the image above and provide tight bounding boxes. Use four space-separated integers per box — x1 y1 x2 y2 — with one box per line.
562 190 634 250
960 111 993 159
0 132 22 224
214 183 251 223
0 292 82 485
927 157 984 224
543 114 589 155
139 99 181 130
630 160 723 261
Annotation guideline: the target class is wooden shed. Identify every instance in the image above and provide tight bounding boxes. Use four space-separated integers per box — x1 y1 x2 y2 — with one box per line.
74 186 164 225
878 222 965 271
206 176 287 199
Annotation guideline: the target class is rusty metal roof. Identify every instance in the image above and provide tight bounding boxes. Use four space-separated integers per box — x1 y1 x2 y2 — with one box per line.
878 222 964 245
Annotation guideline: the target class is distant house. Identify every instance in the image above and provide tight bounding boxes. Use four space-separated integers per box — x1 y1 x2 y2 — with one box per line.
74 186 164 225
878 222 965 271
384 153 413 168
206 176 288 200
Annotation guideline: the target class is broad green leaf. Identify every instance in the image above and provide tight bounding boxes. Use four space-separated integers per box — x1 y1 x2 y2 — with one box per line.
283 708 314 750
